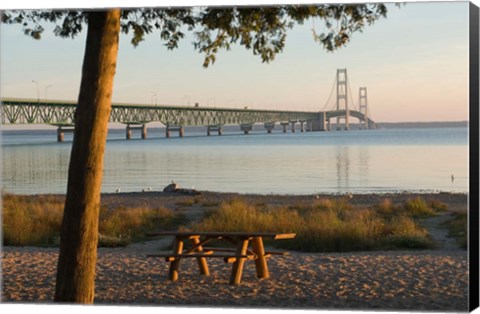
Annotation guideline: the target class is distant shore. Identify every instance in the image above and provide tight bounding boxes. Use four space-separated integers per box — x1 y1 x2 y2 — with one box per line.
375 120 468 129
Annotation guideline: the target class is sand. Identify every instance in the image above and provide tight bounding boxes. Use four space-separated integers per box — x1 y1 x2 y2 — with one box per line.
1 191 470 311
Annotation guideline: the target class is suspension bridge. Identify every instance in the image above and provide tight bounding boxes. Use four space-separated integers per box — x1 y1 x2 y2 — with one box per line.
1 69 375 141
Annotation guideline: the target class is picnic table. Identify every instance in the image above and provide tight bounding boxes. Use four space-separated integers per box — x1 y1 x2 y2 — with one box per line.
146 231 296 285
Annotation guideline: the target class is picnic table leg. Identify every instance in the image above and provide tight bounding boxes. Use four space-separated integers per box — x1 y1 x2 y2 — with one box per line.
192 237 210 276
251 236 269 279
229 238 250 285
169 238 184 281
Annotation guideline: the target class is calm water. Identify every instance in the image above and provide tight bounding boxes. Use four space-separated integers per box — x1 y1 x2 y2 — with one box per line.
0 126 469 195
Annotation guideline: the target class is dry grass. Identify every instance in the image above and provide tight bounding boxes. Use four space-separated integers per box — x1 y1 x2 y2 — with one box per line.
99 206 181 245
443 210 467 249
2 193 183 247
193 198 435 252
175 198 196 207
2 194 64 246
3 193 454 252
403 197 437 217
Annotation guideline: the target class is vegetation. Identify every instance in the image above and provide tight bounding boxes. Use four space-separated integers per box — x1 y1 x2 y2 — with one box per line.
98 206 183 247
403 197 437 218
2 194 64 246
2 193 183 247
192 197 450 252
443 211 468 249
3 193 456 252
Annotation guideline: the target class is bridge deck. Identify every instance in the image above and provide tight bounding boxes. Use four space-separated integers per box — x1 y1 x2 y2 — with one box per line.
1 98 374 129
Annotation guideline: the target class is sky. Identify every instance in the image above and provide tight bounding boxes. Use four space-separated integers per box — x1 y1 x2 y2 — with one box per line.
0 0 474 123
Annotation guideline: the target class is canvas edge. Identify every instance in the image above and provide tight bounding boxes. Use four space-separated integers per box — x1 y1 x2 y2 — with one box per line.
469 1 480 312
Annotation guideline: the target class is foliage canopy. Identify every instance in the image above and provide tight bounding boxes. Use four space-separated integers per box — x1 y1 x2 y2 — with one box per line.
2 4 388 67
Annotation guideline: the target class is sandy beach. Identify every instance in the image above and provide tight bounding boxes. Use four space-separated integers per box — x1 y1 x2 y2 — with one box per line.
1 192 469 311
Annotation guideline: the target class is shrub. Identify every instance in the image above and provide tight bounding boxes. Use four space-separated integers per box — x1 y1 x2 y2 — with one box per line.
429 200 449 212
193 198 432 252
2 194 64 246
98 206 181 243
380 214 433 249
284 206 387 252
403 197 436 218
443 211 467 249
375 198 400 216
3 193 183 247
196 199 302 234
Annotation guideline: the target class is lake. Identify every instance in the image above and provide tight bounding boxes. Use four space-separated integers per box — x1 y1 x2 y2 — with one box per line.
1 126 468 195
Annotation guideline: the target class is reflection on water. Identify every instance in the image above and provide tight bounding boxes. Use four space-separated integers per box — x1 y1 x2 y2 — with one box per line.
336 146 350 191
1 127 469 195
335 146 370 191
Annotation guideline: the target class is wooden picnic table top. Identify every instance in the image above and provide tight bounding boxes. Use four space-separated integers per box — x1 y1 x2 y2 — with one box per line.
146 231 296 240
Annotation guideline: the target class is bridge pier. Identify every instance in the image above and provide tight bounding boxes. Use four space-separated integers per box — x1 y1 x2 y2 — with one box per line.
309 116 328 131
335 117 344 131
166 125 184 138
207 125 222 136
334 117 350 131
318 112 327 131
57 125 75 142
264 122 275 133
280 122 289 133
365 119 375 130
126 124 147 139
299 120 306 132
290 120 297 133
240 124 253 135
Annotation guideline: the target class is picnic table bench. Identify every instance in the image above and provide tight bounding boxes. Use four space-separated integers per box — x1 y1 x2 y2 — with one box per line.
146 231 296 285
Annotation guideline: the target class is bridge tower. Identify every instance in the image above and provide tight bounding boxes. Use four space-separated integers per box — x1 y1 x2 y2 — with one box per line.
358 87 369 129
336 68 349 130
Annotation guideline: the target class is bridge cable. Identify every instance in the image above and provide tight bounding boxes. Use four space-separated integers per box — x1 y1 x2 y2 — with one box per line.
347 77 358 111
320 75 337 111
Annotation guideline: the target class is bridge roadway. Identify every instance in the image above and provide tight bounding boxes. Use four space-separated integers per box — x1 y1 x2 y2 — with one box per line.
1 98 375 141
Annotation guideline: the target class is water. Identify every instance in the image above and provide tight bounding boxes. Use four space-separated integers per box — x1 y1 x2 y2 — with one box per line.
1 126 468 195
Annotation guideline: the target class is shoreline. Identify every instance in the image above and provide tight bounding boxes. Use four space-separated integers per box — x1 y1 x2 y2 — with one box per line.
3 190 468 212
96 190 468 210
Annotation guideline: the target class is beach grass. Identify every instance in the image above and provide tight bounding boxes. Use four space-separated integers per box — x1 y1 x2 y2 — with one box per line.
2 194 64 246
2 192 457 251
2 193 183 247
98 206 183 246
443 210 467 249
403 197 438 218
192 197 441 252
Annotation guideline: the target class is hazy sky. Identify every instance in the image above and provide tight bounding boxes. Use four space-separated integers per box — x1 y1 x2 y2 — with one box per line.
0 1 472 122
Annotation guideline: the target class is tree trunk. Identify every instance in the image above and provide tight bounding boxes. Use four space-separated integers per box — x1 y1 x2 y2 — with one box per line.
54 9 121 303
